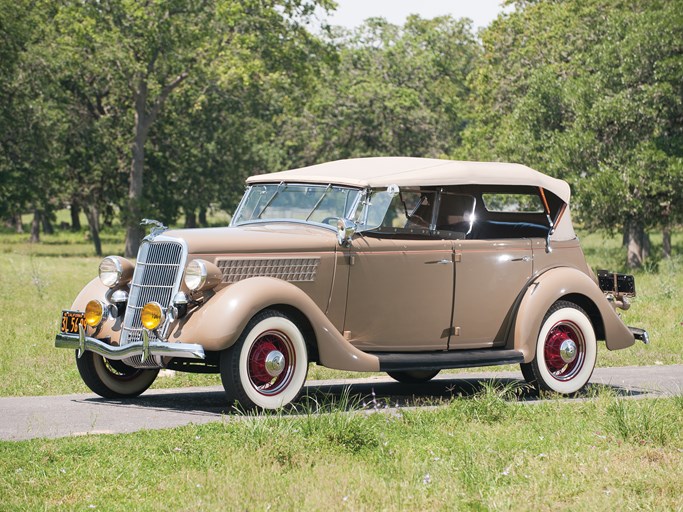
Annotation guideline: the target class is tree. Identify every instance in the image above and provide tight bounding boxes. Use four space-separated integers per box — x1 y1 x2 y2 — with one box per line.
0 0 62 240
461 0 683 267
45 0 335 257
278 15 479 167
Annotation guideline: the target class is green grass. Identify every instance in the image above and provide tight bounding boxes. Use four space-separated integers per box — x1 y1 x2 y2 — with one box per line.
1 388 681 511
0 221 681 397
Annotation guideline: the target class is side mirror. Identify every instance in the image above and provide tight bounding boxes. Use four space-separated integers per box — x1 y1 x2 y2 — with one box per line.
337 218 357 247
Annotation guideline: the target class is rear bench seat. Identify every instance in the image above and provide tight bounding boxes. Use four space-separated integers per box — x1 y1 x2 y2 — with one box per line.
468 220 550 239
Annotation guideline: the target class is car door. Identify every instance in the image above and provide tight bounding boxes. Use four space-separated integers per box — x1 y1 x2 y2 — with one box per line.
342 187 454 352
342 235 454 351
451 238 532 348
441 188 537 349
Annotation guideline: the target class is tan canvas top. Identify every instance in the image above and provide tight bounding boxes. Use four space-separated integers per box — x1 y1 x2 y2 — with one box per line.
247 157 571 203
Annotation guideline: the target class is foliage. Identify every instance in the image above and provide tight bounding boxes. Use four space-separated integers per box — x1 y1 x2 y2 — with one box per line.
1 0 682 265
461 0 683 266
277 15 479 166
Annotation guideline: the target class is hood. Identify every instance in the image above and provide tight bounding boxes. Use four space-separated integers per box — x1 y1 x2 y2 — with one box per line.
164 222 337 255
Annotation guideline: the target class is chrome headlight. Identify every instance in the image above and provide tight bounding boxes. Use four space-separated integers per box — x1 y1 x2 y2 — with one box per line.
99 256 133 288
184 259 222 293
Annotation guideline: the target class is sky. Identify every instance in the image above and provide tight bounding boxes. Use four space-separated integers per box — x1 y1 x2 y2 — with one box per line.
322 0 512 31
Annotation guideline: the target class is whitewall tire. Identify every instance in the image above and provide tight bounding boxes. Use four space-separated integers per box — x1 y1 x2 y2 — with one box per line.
220 310 308 410
520 300 597 394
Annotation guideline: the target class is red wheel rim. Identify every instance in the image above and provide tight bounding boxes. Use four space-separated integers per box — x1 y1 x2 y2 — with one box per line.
247 330 296 396
543 320 585 381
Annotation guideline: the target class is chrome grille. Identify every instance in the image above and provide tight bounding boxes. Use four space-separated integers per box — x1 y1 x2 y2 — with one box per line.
121 241 185 352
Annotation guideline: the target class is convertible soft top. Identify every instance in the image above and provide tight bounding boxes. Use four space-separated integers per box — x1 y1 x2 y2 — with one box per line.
246 157 571 204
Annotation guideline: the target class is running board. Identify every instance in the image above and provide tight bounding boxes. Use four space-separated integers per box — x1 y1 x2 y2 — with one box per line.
371 349 525 372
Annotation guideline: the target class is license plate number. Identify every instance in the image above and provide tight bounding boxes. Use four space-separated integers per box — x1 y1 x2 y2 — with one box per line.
61 311 86 334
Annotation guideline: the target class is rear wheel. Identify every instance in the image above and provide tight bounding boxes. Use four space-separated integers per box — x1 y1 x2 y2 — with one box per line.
520 300 597 394
220 310 308 410
75 352 159 398
387 370 440 383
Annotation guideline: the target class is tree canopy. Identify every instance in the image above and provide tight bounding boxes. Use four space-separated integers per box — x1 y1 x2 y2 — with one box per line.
1 0 680 266
461 0 683 266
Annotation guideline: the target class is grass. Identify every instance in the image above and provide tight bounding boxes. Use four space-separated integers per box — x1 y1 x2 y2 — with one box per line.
0 219 681 397
0 387 681 510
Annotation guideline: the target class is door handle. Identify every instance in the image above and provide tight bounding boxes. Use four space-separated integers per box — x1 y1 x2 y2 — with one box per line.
511 256 532 262
426 259 453 265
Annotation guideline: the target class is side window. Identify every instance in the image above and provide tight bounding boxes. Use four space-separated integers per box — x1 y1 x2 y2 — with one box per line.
481 193 544 213
360 188 435 235
435 193 476 235
471 188 550 240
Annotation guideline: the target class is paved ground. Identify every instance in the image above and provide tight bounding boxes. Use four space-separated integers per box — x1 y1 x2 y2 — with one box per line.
1 365 681 441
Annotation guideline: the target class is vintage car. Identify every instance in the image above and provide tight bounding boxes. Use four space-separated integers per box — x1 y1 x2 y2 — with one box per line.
55 157 649 409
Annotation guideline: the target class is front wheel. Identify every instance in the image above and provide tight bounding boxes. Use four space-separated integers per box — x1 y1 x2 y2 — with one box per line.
520 300 597 395
75 352 159 398
220 310 308 410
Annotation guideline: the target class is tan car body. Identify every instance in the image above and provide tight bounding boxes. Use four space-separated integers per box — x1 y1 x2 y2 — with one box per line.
67 215 634 373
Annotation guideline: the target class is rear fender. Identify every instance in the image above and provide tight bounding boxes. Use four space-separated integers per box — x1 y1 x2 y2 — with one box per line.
168 277 380 372
512 267 635 362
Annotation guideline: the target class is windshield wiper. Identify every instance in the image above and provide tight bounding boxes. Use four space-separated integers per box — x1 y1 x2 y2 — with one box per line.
256 182 285 219
305 184 332 221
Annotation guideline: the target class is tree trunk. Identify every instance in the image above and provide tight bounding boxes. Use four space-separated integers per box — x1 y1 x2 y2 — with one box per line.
30 209 41 243
199 207 207 227
42 211 54 235
626 222 649 269
123 71 187 257
124 138 145 258
184 209 197 228
84 204 102 256
70 202 81 231
663 226 672 259
8 213 23 233
124 87 149 258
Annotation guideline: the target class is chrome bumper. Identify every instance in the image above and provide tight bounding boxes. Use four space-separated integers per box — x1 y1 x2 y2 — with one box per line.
55 327 205 361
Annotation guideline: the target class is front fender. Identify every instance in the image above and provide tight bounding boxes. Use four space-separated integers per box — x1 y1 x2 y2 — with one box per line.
67 277 122 342
168 277 380 372
71 277 109 311
512 267 635 362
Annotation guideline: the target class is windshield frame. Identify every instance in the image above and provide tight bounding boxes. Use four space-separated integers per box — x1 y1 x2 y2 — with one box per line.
230 182 364 231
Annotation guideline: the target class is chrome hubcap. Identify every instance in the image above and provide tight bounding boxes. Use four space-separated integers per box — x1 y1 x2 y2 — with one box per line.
264 350 285 377
559 339 577 363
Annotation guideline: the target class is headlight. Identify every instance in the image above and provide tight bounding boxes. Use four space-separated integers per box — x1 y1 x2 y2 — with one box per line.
99 256 134 288
184 259 222 292
141 302 164 330
85 300 107 327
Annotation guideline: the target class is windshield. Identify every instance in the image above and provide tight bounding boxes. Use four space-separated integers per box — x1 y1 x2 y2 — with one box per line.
232 183 362 227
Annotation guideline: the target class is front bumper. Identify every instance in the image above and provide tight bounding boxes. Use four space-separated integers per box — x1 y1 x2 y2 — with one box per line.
55 327 205 361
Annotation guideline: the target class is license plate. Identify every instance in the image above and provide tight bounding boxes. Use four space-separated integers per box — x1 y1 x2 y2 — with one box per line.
61 310 86 334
